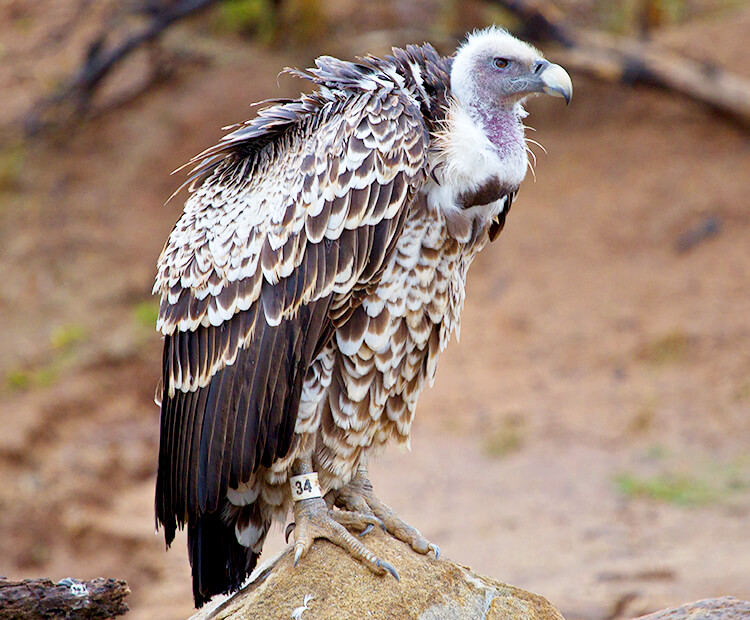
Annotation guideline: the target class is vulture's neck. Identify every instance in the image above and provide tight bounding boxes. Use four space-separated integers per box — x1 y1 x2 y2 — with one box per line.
430 100 528 196
425 101 528 242
470 102 526 163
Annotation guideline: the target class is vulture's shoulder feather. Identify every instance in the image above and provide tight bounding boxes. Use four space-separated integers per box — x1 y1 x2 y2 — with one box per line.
154 62 431 539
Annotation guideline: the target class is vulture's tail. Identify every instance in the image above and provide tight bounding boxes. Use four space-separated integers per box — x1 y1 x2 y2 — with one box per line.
188 509 260 608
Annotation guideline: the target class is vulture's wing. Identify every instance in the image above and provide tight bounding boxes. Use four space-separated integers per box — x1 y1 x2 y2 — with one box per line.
154 64 429 544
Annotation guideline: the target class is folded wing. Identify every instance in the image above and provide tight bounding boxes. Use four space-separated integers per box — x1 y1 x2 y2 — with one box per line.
154 69 430 545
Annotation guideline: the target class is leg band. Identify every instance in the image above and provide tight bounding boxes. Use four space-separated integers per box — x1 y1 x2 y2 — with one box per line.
290 473 322 501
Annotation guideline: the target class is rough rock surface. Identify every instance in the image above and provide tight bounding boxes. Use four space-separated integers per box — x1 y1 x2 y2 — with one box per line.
189 528 564 620
636 596 750 619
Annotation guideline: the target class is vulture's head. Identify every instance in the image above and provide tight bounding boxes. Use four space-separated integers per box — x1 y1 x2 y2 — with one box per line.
451 27 572 113
431 28 573 229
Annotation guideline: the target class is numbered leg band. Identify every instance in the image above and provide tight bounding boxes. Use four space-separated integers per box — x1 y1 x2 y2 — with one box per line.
290 473 322 501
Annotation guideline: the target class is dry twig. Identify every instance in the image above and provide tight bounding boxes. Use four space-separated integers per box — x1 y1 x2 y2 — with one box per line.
24 0 221 136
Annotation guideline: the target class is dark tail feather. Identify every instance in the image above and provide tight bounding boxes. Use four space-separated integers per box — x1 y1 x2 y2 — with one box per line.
188 511 259 608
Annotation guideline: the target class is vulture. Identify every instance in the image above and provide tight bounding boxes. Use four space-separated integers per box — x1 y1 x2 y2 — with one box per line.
154 27 572 607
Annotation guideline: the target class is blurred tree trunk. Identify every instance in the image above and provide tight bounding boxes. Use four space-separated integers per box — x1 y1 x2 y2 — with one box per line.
490 0 750 128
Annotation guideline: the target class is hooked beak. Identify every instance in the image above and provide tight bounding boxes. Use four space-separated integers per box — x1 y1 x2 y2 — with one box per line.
536 60 573 104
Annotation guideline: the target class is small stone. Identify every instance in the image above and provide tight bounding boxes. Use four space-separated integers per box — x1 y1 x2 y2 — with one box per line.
636 596 750 620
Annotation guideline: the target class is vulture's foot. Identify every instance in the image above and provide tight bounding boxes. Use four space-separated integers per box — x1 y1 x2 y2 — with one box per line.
289 495 399 580
331 468 440 559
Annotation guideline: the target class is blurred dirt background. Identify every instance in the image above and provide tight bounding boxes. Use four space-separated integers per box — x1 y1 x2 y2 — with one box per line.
0 1 748 618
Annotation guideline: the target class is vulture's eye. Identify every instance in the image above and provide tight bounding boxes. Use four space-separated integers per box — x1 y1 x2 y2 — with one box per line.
493 57 509 69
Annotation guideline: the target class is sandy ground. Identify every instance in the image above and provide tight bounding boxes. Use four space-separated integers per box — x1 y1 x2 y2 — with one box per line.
0 4 749 619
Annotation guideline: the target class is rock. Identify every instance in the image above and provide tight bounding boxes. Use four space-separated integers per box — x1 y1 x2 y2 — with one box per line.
636 596 750 619
190 528 564 620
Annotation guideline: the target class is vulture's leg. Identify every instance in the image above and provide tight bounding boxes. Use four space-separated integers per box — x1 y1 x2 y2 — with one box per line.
288 458 399 580
331 463 440 558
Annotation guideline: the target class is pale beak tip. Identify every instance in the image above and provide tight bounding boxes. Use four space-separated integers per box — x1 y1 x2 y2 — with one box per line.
541 63 573 105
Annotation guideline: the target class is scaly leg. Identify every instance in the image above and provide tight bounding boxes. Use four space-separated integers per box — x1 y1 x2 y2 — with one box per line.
329 463 440 558
287 459 399 580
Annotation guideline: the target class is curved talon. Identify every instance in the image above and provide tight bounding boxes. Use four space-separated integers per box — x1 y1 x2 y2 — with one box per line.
285 522 296 544
329 509 383 533
335 468 439 560
290 466 436 582
377 559 400 582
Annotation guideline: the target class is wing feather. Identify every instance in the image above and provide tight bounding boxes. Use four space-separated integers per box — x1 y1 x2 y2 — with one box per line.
155 72 429 540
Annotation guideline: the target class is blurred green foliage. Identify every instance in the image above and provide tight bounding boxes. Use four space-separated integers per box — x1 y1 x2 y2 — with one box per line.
602 0 686 33
5 368 32 391
615 456 750 506
3 323 88 393
615 471 717 505
638 331 692 365
211 0 324 46
483 413 526 459
0 144 25 193
132 300 160 330
280 0 326 48
50 323 88 352
213 0 277 41
733 380 750 402
5 361 59 393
